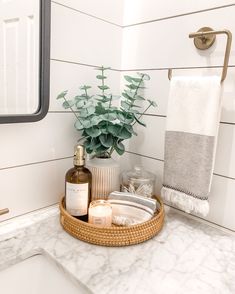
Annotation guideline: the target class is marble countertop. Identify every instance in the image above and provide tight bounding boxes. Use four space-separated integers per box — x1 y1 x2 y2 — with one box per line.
0 205 235 294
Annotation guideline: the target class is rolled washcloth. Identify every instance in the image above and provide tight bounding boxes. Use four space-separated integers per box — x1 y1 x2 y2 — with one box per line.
161 76 222 216
108 191 158 226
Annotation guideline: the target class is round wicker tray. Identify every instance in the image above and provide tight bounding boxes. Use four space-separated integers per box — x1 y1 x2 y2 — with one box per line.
59 195 165 247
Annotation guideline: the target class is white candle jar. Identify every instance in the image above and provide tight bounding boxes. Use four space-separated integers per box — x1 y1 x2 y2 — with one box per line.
88 200 112 227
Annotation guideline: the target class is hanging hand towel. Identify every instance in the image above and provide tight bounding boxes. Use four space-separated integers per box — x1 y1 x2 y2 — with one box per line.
161 76 222 216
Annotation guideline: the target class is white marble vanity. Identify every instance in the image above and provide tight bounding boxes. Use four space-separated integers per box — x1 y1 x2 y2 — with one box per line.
0 206 234 294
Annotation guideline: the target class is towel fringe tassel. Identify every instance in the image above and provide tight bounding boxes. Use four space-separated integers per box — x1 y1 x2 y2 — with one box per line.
161 187 209 217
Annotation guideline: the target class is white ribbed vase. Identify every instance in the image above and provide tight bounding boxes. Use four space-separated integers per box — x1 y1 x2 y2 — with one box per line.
86 157 120 201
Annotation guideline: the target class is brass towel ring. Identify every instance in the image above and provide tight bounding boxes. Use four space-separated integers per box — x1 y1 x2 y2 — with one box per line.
168 27 232 83
0 208 9 216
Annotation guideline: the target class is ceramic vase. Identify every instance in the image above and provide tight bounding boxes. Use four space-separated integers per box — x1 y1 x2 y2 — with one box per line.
86 157 120 200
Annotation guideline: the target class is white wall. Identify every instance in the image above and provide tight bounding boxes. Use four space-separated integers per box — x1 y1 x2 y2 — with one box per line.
120 1 235 231
0 0 122 221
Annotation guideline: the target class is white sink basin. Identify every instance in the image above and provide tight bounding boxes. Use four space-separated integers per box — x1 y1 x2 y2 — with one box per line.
0 254 91 294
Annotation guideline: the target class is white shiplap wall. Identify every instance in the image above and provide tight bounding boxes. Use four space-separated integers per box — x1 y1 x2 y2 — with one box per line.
0 0 123 221
1 0 235 232
120 1 235 231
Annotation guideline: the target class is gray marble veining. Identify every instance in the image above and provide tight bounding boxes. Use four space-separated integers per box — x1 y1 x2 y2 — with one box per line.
0 206 235 294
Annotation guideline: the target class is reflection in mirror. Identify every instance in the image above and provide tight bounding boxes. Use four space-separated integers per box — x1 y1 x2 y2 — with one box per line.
0 0 50 123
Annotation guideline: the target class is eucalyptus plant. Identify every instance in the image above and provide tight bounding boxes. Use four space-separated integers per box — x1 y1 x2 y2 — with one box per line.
57 66 157 158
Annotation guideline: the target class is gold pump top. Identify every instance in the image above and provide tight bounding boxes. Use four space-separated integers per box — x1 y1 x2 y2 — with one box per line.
74 145 85 166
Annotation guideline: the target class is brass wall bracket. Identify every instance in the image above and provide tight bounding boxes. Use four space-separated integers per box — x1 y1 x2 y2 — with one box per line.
192 27 216 50
168 27 232 82
0 208 9 216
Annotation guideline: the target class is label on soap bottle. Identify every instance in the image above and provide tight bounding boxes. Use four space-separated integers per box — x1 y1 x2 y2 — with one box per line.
66 182 88 216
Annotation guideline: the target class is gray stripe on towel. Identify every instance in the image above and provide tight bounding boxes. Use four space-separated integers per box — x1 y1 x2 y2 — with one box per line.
163 131 215 199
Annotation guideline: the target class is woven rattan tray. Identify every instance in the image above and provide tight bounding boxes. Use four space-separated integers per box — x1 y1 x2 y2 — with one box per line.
59 195 164 247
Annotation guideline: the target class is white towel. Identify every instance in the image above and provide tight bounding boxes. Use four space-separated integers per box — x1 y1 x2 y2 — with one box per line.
161 76 222 216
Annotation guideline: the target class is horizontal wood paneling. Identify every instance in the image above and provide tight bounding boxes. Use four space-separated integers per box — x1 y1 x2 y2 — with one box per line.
51 2 122 69
0 113 78 169
121 6 235 69
123 0 234 26
54 0 124 26
0 158 71 221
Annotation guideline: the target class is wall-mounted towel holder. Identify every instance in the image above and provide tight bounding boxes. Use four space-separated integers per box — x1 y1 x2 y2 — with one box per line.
168 27 232 83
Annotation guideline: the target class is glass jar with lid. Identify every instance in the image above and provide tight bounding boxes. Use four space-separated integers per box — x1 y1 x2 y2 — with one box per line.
121 166 155 198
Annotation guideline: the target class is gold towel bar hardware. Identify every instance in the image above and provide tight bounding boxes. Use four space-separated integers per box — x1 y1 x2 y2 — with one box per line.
0 208 9 216
168 27 232 83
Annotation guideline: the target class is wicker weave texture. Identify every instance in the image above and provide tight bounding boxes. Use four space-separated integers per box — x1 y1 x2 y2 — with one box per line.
59 196 164 247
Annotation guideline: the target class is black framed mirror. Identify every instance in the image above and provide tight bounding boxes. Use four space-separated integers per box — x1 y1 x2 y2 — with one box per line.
0 0 50 124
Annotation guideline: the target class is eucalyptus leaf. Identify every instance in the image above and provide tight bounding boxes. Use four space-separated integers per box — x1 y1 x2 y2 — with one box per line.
83 101 93 108
74 95 87 101
79 110 88 118
129 109 140 114
122 92 135 101
99 134 114 148
124 124 137 136
135 95 145 101
143 73 150 81
85 127 102 137
75 100 85 108
93 140 102 149
98 85 110 91
101 113 117 121
121 101 131 111
124 75 133 83
79 107 95 118
107 124 120 136
85 137 100 150
96 98 110 103
119 127 132 139
131 77 142 83
91 116 102 126
62 100 74 109
85 146 93 154
114 140 125 155
80 85 92 90
124 90 135 98
96 75 107 79
74 120 84 130
117 112 134 124
83 139 91 148
95 145 109 154
131 104 141 108
100 127 108 134
117 112 125 122
95 105 106 115
125 84 138 90
81 120 93 128
57 90 68 99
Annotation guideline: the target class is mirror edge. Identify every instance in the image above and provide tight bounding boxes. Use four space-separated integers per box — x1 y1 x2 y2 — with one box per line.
0 0 51 124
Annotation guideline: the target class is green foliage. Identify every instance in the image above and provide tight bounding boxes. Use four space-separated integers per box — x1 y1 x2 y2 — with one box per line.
57 66 157 158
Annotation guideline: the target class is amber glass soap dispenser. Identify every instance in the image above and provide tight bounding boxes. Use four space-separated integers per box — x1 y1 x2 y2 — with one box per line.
65 145 92 221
